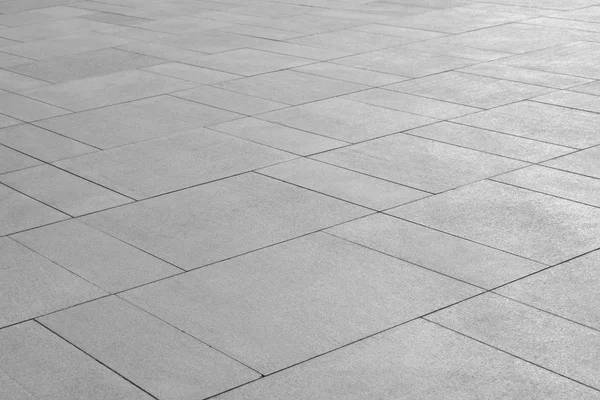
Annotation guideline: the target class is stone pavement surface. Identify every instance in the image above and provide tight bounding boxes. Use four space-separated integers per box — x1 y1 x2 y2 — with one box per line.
2 0 600 398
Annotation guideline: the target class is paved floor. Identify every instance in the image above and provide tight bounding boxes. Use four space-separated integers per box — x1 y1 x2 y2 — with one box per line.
2 0 600 399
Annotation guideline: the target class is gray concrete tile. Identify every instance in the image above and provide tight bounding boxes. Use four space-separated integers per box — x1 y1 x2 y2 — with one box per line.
210 118 345 156
81 11 150 26
335 47 474 78
189 48 312 76
174 86 288 115
522 16 600 33
291 29 412 53
0 184 69 235
0 124 96 162
0 237 104 326
216 70 367 105
428 293 600 389
260 98 436 143
0 18 115 42
36 95 240 149
391 180 600 264
157 30 265 54
352 23 448 40
23 70 197 112
314 134 525 193
0 321 151 399
0 69 49 92
142 62 240 84
122 232 479 373
398 41 513 62
571 80 600 96
0 93 69 121
0 144 41 174
250 40 354 61
454 101 600 149
251 14 361 34
467 0 598 11
387 72 551 108
345 88 480 119
292 62 409 86
0 0 79 14
494 165 600 207
497 250 600 330
0 165 131 216
0 6 95 27
0 53 34 68
39 296 259 400
259 158 428 210
81 173 369 269
133 16 230 34
12 220 179 293
544 146 600 179
533 90 600 113
500 41 600 79
115 42 211 65
7 48 166 83
552 5 600 22
407 121 574 162
219 24 306 40
55 129 294 199
215 319 600 400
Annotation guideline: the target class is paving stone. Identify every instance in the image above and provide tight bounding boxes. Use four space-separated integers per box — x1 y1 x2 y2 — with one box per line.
122 233 478 373
219 24 306 40
387 72 551 108
55 129 294 199
398 41 513 62
497 250 600 330
0 321 151 399
544 146 600 179
291 29 412 53
552 5 600 22
251 14 361 34
0 144 41 174
314 134 525 193
454 101 600 149
250 40 354 61
259 158 428 209
571 80 600 96
522 16 600 33
0 53 34 68
157 30 265 53
0 165 131 216
81 173 369 269
0 18 116 42
352 23 448 40
7 48 166 83
391 180 600 264
261 97 435 143
0 6 95 27
82 11 150 26
428 293 600 389
471 0 598 11
36 95 240 149
533 90 600 113
292 62 408 86
216 70 367 105
39 296 259 400
142 62 240 84
345 88 480 119
215 319 600 400
500 41 600 79
0 0 80 14
329 213 546 288
0 93 69 121
210 118 345 155
0 124 95 162
23 70 196 112
0 69 49 92
0 237 103 326
174 86 287 115
133 16 230 34
335 47 474 78
189 48 312 76
407 122 573 162
12 220 179 293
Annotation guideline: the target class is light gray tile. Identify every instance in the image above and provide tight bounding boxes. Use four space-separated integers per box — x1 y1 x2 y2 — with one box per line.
0 237 103 326
250 40 354 61
0 69 49 92
291 29 412 52
157 30 265 54
215 319 600 400
571 80 600 96
123 233 478 373
552 5 600 22
260 158 428 209
0 124 96 162
391 180 600 264
210 118 345 156
252 14 361 34
345 88 480 119
544 146 600 179
428 293 600 389
0 93 69 121
0 0 80 14
12 220 179 293
0 6 96 27
0 18 115 42
219 24 305 40
454 101 600 148
387 72 551 108
7 48 165 83
407 121 574 162
216 70 367 105
0 321 151 399
327 213 545 288
497 250 600 330
0 184 68 235
81 173 369 269
116 42 210 65
335 47 474 78
261 98 436 142
352 23 448 40
292 62 408 86
39 296 259 400
55 129 294 199
314 134 525 193
23 70 197 111
36 95 240 149
133 16 230 34
174 86 288 115
0 165 131 216
399 41 513 62
533 90 600 113
142 62 240 84
0 145 41 174
523 16 600 33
